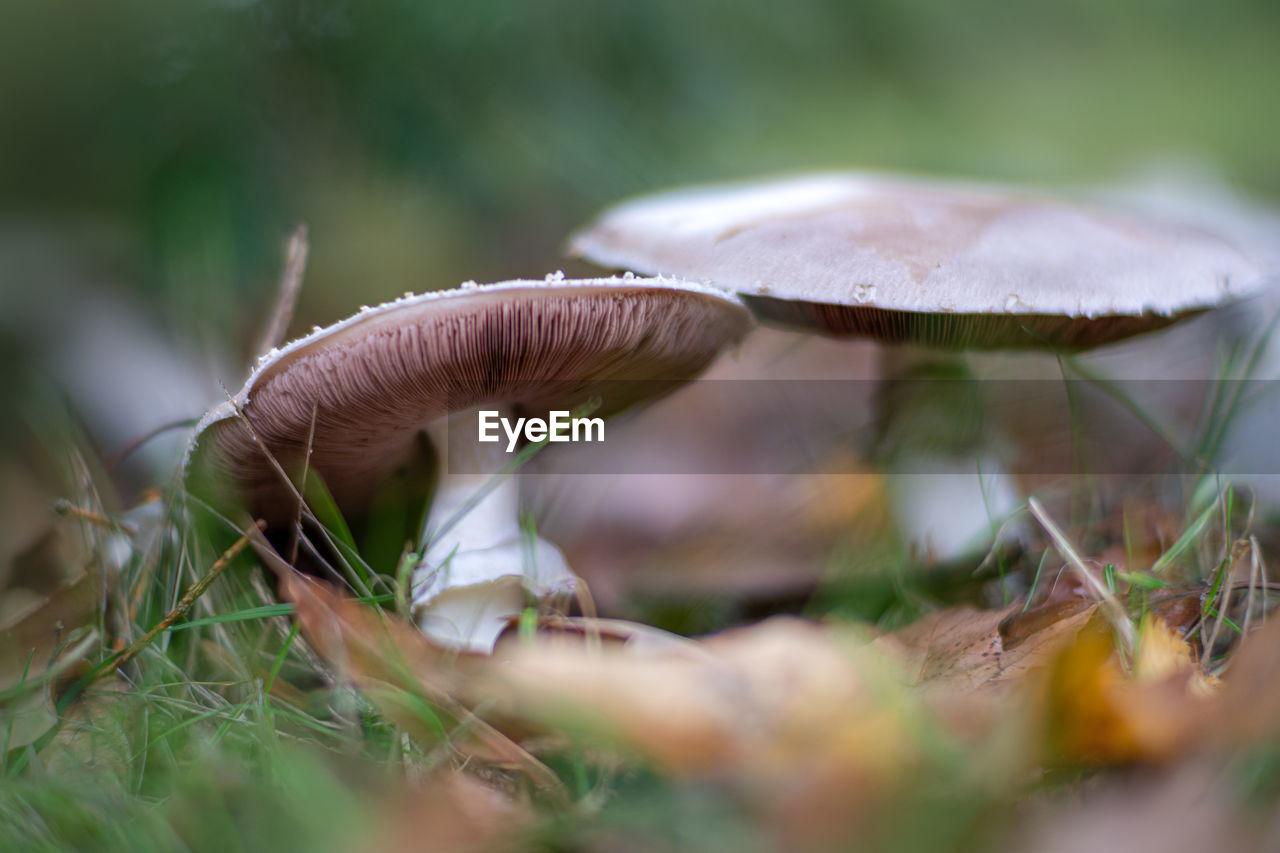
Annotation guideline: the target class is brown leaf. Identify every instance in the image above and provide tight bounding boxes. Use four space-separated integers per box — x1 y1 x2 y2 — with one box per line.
1211 613 1280 748
1012 762 1260 853
0 570 98 750
877 600 1100 692
1043 616 1211 765
279 572 569 802
284 574 922 817
483 617 915 781
483 616 926 847
362 769 531 853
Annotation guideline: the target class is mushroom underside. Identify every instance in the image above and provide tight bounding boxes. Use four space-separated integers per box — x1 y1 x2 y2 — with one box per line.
741 294 1198 350
185 280 752 652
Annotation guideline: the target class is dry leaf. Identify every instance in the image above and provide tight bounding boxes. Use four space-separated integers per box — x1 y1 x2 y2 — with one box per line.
482 616 930 849
362 769 531 853
1044 616 1211 765
877 600 1100 692
0 569 98 750
484 617 914 780
1210 613 1280 749
280 572 569 802
1012 762 1260 853
283 570 1274 842
284 574 921 811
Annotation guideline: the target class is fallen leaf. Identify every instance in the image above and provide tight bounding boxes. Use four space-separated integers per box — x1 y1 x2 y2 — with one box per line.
486 617 914 779
1210 612 1280 749
41 678 132 782
281 571 1277 848
482 616 931 849
280 571 570 803
1043 616 1211 765
1012 761 1259 853
362 769 531 853
0 570 98 750
284 574 922 815
877 600 1100 692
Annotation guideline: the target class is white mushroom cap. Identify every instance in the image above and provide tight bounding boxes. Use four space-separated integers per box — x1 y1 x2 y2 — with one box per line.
185 275 751 524
571 172 1266 349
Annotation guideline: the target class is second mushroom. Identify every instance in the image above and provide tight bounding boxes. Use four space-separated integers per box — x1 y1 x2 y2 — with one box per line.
571 172 1265 562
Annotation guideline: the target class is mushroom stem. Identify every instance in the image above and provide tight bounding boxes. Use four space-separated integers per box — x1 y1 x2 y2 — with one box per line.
874 346 1024 562
413 407 576 652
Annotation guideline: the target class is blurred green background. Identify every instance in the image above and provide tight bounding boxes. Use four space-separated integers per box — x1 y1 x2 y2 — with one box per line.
5 0 1279 325
1 0 1278 476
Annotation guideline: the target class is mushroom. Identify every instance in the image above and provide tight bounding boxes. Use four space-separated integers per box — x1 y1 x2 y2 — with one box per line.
186 276 751 651
570 172 1264 562
570 172 1262 349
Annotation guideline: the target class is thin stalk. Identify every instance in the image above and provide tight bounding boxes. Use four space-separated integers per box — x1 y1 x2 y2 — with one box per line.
1029 496 1135 656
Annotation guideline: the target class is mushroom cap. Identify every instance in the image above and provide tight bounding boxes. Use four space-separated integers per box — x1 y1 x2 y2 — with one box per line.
186 276 751 524
570 172 1265 349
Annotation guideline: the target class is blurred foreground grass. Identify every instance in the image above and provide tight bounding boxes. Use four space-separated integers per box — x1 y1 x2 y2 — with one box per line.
5 388 1280 851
